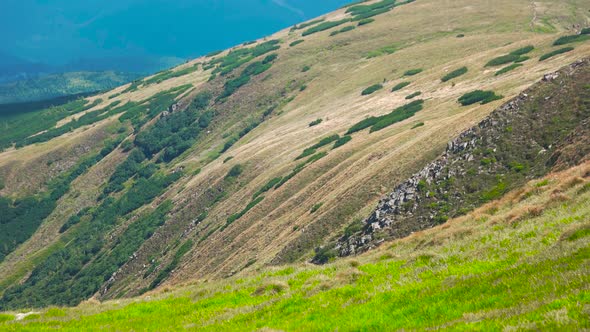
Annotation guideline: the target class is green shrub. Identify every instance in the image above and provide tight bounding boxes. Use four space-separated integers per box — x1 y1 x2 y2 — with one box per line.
253 177 283 199
485 54 520 67
224 196 265 227
581 27 590 35
411 122 424 129
295 148 317 160
405 91 422 100
404 68 423 76
495 63 523 76
293 18 325 30
330 25 356 36
509 45 534 55
310 203 323 213
514 56 530 63
553 34 590 46
458 90 503 106
333 135 352 149
362 83 383 95
441 67 468 82
346 116 380 134
369 100 424 132
300 84 308 91
226 165 243 179
539 47 574 61
456 34 465 38
302 19 351 36
358 18 375 26
289 40 304 47
302 65 311 72
309 118 323 127
391 81 411 92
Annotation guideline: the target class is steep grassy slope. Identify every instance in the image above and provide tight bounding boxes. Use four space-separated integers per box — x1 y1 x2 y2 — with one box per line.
0 0 589 310
1 160 589 330
331 57 590 258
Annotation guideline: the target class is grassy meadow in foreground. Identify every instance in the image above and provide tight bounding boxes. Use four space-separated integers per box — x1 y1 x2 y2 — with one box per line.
2 161 589 331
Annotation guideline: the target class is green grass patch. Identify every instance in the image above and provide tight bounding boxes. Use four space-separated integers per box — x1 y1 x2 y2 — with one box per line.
366 44 398 58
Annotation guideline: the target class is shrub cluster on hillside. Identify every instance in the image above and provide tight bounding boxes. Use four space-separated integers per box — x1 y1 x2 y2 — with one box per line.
347 100 424 134
302 19 351 36
391 81 411 92
220 53 279 99
330 26 356 36
206 40 280 78
458 90 503 106
441 67 468 82
361 83 383 95
539 47 574 61
495 63 523 76
404 68 423 76
553 33 590 46
485 45 534 67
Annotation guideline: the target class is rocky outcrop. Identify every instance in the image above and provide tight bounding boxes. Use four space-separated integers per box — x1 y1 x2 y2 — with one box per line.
333 58 590 257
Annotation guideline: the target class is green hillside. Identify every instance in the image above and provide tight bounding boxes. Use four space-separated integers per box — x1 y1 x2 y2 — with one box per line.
0 0 588 327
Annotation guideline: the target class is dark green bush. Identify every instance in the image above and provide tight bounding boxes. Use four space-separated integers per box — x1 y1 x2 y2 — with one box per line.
553 34 590 46
495 63 523 76
358 18 375 26
302 19 350 36
293 18 325 30
302 65 311 72
539 47 574 61
405 91 422 100
333 135 352 149
310 203 323 213
404 68 423 76
514 56 530 63
485 54 520 67
362 83 383 95
391 81 411 92
411 122 424 129
370 100 424 132
226 165 243 179
289 40 304 47
309 118 323 127
509 45 534 56
458 90 503 106
330 25 356 36
441 67 468 82
253 177 283 199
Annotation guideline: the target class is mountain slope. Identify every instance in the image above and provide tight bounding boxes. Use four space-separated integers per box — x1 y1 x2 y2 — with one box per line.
0 0 588 311
1 158 589 330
